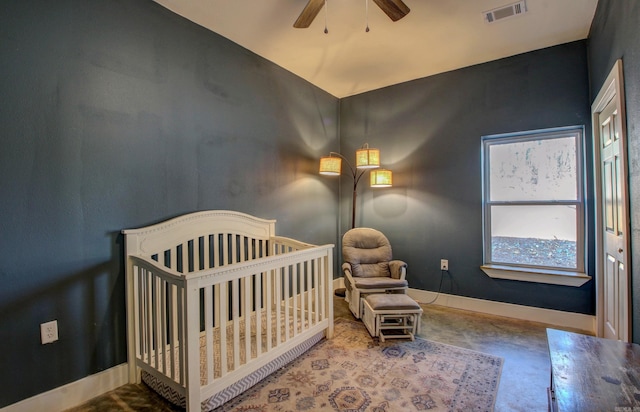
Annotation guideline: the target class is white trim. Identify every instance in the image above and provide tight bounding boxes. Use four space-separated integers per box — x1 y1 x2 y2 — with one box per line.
0 364 128 412
333 277 345 290
591 59 630 340
481 127 587 276
480 264 591 286
406 287 595 334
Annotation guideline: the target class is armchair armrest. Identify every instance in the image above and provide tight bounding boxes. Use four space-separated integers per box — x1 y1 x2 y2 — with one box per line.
342 262 354 291
389 260 407 280
342 262 353 276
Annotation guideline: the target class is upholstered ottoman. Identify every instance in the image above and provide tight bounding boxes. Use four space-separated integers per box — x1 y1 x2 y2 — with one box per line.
362 294 423 342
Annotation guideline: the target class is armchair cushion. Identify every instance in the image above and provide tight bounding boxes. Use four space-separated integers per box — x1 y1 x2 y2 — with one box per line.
342 228 393 278
352 277 408 290
365 293 421 311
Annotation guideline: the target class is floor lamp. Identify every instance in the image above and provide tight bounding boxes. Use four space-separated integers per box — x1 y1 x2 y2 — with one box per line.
319 144 393 229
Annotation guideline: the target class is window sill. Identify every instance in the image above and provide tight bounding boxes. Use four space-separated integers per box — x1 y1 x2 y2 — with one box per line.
480 264 591 287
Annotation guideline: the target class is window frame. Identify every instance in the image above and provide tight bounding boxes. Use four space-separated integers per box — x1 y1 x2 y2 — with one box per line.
480 126 591 287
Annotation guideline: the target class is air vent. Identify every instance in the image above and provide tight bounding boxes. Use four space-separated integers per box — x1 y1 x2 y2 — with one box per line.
484 1 527 23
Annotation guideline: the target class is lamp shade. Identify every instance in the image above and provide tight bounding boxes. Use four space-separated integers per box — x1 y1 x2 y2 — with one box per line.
355 146 380 169
319 156 341 175
370 169 392 187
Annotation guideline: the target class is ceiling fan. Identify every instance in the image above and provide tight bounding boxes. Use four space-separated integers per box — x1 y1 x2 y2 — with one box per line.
293 0 410 28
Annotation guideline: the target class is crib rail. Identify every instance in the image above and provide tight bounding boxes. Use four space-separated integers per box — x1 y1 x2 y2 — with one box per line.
126 239 334 410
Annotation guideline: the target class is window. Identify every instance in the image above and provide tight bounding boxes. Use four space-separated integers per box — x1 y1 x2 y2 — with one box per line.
481 127 590 286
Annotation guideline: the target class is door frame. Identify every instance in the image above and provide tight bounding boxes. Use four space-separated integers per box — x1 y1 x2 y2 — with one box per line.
591 59 631 340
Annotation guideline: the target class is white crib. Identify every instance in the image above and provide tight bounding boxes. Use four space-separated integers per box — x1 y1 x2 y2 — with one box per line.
122 210 334 411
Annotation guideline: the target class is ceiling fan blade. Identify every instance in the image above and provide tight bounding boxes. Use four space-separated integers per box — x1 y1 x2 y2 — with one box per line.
372 0 410 22
293 0 325 28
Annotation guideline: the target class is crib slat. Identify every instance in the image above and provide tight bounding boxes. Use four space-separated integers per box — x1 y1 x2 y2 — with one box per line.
255 273 262 356
205 285 214 384
157 277 165 370
213 283 221 377
240 274 245 317
306 260 312 329
177 286 185 385
284 265 290 341
265 271 272 352
249 238 255 261
135 268 141 360
159 280 167 375
299 263 309 332
140 269 147 363
292 263 298 336
223 235 229 266
231 234 237 264
314 258 320 325
214 234 221 268
232 278 240 370
145 272 153 366
192 238 199 271
244 276 251 364
299 263 304 335
299 263 305 334
203 236 210 270
168 284 176 382
239 235 246 263
136 268 145 361
182 242 189 273
151 276 159 370
169 248 176 271
300 261 306 330
319 256 325 322
219 281 228 375
161 281 169 368
275 267 281 346
173 284 181 381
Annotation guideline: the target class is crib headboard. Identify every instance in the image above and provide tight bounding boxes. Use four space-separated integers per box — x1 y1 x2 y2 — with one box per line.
122 210 276 270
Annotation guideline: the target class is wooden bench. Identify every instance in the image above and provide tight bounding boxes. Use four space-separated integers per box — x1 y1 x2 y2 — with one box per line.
362 294 422 342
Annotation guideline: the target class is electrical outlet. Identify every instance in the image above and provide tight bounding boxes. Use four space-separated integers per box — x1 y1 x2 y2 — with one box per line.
440 259 449 271
41 320 59 344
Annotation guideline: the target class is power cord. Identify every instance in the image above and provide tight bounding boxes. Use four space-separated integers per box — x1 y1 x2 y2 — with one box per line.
423 268 448 304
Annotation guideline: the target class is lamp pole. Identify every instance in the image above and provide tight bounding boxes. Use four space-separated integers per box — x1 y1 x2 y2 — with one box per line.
326 151 368 229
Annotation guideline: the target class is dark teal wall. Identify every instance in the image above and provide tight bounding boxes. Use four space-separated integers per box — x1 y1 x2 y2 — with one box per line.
3 0 637 407
0 0 338 407
339 41 595 314
588 0 640 344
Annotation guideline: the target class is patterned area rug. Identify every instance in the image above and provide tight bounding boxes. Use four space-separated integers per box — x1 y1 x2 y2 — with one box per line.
215 318 503 411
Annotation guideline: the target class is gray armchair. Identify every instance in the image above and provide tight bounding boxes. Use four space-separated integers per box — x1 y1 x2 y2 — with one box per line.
342 227 408 319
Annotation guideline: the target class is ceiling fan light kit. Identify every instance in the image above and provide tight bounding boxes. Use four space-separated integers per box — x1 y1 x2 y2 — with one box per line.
293 0 410 32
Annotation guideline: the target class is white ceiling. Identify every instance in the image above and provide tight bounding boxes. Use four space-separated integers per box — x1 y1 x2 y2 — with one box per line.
154 0 598 98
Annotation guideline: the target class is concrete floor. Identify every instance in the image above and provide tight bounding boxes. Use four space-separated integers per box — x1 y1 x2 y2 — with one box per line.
412 302 552 411
334 296 553 412
67 296 560 411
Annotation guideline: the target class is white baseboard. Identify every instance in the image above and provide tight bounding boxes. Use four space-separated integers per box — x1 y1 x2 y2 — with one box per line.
334 276 594 333
0 363 128 412
2 281 595 412
407 288 596 334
